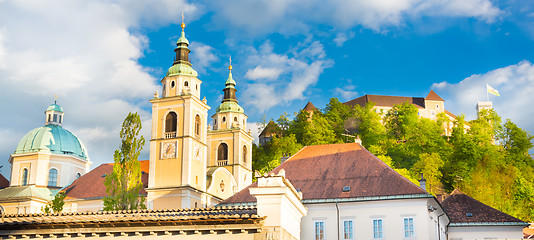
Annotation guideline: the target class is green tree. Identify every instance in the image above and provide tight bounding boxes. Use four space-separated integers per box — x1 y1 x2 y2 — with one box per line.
103 112 146 211
41 192 66 213
412 153 444 195
384 102 419 141
324 98 353 141
352 102 386 149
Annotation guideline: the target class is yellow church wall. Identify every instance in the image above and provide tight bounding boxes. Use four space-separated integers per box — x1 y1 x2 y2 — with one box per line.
10 152 89 187
0 198 48 214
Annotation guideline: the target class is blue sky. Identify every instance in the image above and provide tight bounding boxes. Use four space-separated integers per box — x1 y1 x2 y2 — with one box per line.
0 0 533 178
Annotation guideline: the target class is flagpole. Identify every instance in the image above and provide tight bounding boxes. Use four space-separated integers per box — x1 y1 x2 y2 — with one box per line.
486 84 489 101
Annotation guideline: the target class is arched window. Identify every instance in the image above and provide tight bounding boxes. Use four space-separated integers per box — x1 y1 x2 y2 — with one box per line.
243 145 247 163
48 169 58 187
217 143 228 166
195 115 201 136
184 81 189 87
76 173 81 179
21 169 28 186
165 112 177 133
170 80 175 89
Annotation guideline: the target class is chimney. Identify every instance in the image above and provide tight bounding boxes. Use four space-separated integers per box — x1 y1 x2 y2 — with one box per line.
250 170 307 240
354 135 362 144
419 173 426 191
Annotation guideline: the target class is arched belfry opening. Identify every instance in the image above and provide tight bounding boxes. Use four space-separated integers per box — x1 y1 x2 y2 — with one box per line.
195 115 201 137
165 112 177 138
217 143 228 166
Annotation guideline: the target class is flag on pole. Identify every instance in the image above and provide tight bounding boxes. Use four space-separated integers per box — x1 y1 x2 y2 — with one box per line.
487 84 500 96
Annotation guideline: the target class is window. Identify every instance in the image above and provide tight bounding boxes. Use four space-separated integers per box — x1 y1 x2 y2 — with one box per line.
373 219 383 239
214 119 217 125
184 81 189 87
170 80 175 89
59 115 62 124
314 221 325 240
76 173 81 179
165 112 177 132
234 116 238 122
195 115 201 136
48 169 58 187
53 114 58 122
404 217 415 238
47 114 51 122
21 168 28 186
243 145 247 163
218 143 228 161
343 220 353 240
222 116 226 123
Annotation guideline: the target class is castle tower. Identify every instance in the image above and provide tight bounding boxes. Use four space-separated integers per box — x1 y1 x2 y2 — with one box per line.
207 64 253 198
146 22 213 209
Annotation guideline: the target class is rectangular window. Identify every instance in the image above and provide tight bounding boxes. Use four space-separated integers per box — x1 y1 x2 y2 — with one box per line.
343 220 353 240
373 219 383 239
315 221 325 240
404 217 415 238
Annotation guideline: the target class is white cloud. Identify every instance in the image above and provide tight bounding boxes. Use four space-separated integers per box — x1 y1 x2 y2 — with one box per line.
245 66 283 80
241 40 333 112
433 60 534 135
0 0 199 178
190 42 218 74
333 32 355 47
207 0 502 36
334 88 359 101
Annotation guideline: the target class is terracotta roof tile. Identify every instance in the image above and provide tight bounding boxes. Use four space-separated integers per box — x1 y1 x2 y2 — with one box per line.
441 189 526 224
425 90 445 101
344 95 426 109
63 160 149 200
0 206 259 228
222 143 427 204
0 174 9 189
303 101 317 112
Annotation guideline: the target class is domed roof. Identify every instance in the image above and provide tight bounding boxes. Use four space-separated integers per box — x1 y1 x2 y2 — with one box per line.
166 63 198 77
46 104 63 113
216 101 244 114
14 125 88 160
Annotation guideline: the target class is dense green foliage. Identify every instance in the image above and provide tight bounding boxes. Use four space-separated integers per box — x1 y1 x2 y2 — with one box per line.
103 112 146 211
41 192 66 213
253 98 534 221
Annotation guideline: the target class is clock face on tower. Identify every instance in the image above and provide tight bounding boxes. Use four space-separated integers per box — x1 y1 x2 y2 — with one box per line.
162 141 176 159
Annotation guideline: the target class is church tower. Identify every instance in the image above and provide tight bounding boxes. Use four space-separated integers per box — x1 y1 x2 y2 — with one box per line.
146 21 213 209
207 64 253 198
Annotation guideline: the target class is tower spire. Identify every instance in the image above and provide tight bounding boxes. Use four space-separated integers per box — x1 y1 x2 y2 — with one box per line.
173 12 190 66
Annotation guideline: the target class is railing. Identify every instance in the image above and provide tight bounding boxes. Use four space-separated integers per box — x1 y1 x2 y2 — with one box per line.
165 132 176 139
217 159 228 166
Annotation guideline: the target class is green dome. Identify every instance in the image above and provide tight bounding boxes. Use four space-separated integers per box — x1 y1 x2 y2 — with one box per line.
46 104 63 113
216 101 244 114
166 63 198 77
225 72 236 86
14 125 88 159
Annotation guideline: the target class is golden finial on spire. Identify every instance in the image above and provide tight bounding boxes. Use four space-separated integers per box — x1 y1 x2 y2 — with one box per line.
181 11 185 29
54 94 58 104
229 56 232 71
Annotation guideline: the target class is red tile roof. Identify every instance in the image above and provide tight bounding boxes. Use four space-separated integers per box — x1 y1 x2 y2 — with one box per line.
0 174 9 189
222 143 427 204
63 160 149 200
425 90 445 101
303 101 317 112
344 95 426 109
441 189 526 224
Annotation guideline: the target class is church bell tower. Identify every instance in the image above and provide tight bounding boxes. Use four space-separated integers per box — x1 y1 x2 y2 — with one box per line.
146 21 213 209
